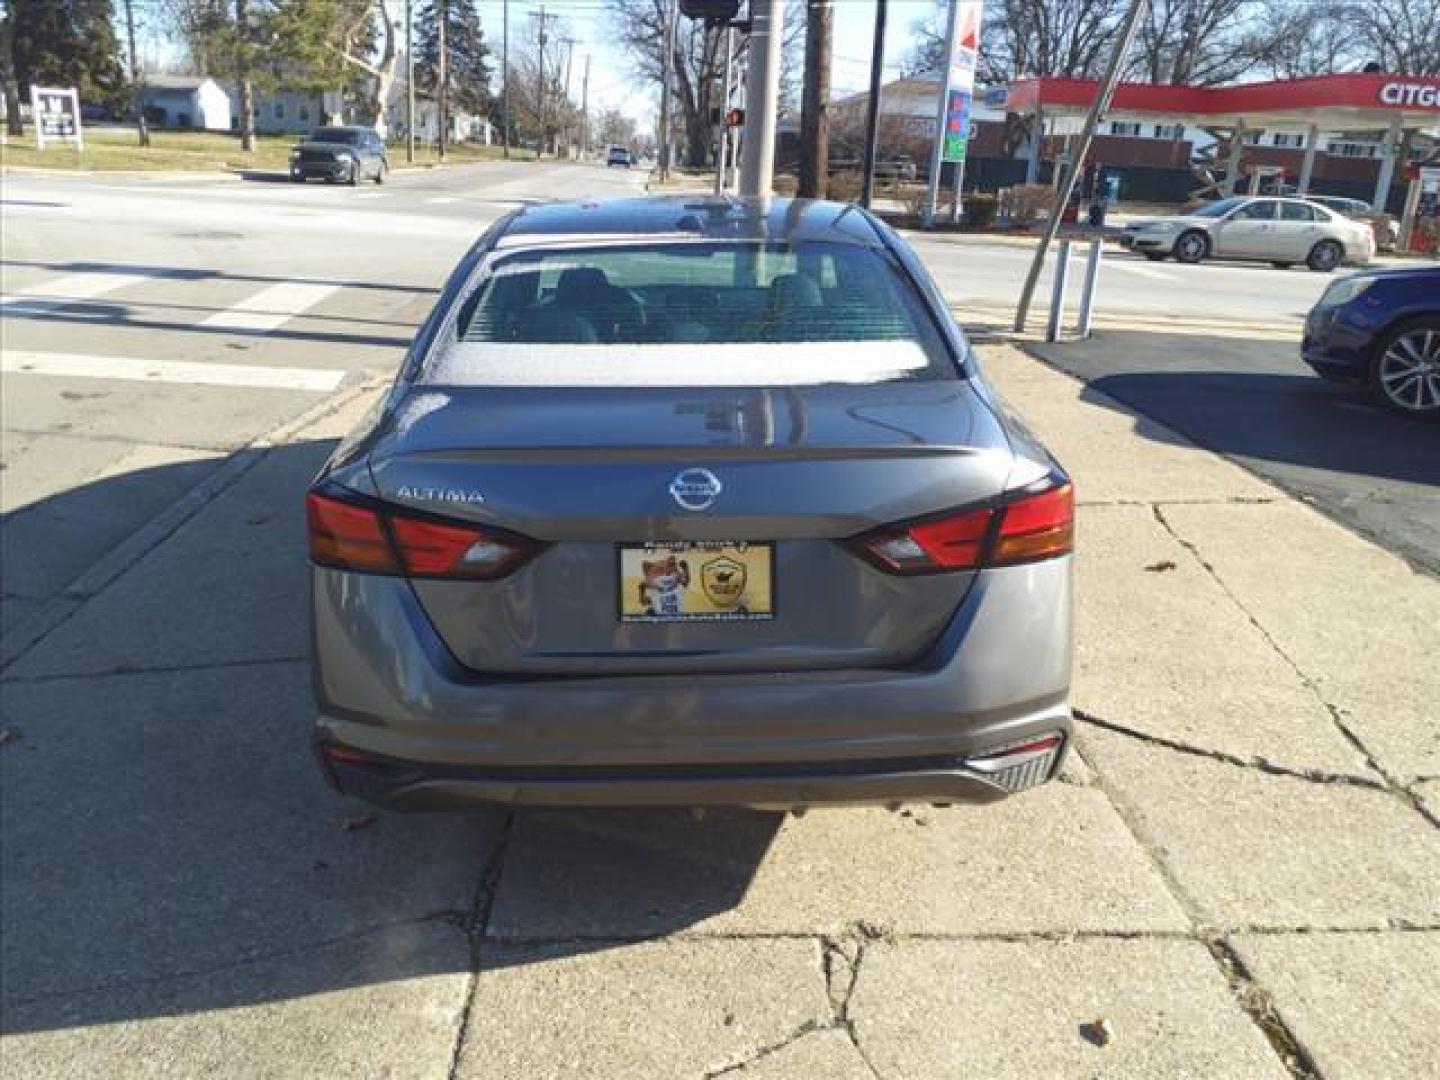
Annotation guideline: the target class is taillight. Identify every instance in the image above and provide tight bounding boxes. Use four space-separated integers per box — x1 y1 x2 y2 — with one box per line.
991 482 1073 566
853 479 1073 575
307 486 540 580
307 490 399 574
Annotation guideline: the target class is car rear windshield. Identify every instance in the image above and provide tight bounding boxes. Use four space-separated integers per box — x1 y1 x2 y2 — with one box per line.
310 128 360 144
425 240 958 387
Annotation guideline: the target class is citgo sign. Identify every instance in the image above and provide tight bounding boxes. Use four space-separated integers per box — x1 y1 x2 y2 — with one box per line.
1380 82 1439 109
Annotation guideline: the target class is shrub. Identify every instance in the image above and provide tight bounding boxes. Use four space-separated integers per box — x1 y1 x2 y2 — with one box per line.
964 193 999 229
1005 183 1053 227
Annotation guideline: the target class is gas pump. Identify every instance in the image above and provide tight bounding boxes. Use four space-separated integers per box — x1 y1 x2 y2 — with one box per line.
1398 163 1439 255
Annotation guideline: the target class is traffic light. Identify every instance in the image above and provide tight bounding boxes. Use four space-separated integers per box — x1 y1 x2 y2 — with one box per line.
679 0 741 22
726 107 744 128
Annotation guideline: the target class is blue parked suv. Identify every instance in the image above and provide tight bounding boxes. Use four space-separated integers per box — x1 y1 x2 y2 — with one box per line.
1303 265 1440 418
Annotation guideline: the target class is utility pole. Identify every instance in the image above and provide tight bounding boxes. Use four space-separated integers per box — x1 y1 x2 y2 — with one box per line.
581 53 591 159
799 0 832 199
405 0 414 163
531 8 557 157
1014 0 1148 332
859 0 887 208
437 0 449 161
122 0 149 147
562 37 576 156
502 0 510 157
740 0 783 197
659 0 674 180
234 0 255 152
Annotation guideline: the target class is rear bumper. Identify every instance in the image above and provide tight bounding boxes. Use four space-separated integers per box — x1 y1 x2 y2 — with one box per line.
311 558 1073 808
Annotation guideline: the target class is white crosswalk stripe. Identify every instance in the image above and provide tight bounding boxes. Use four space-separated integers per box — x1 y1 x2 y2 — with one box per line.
0 270 165 311
197 281 341 334
1 350 345 392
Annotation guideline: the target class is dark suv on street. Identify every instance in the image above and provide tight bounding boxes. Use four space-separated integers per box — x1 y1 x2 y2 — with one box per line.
290 126 388 185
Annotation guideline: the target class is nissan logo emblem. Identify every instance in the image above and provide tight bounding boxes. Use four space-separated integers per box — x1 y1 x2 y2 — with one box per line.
669 468 723 511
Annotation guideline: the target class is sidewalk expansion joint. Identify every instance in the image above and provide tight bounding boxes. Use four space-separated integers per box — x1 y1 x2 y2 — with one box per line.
1074 708 1389 793
1206 938 1322 1080
0 654 308 686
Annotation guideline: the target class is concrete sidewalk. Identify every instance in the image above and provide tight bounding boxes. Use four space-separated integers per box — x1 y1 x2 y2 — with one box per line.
3 344 1437 1078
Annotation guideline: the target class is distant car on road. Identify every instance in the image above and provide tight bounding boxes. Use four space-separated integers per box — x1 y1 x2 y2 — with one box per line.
1303 264 1440 418
1120 196 1374 271
290 126 387 185
307 196 1075 810
606 146 633 168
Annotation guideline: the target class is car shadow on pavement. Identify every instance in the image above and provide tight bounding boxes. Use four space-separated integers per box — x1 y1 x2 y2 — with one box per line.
0 440 781 1035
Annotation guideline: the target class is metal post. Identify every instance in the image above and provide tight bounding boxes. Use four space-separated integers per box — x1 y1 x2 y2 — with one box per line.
1222 121 1244 195
1025 106 1042 183
123 0 149 147
859 0 887 208
740 0 783 198
950 148 962 223
714 26 733 195
1046 239 1071 343
502 0 510 157
1076 237 1103 338
1373 114 1402 212
921 0 959 226
1296 122 1318 195
1014 0 1147 332
405 0 414 163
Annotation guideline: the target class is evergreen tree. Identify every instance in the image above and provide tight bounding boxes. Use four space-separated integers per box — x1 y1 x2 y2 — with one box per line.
6 0 125 107
415 0 492 116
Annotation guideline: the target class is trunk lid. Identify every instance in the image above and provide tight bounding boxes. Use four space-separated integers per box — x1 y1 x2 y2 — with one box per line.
367 382 1013 675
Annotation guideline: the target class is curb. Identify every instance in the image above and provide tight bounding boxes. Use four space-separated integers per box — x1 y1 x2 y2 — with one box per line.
0 377 387 672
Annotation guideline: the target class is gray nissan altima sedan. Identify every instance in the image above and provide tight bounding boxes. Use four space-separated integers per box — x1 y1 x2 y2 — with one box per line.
308 196 1073 809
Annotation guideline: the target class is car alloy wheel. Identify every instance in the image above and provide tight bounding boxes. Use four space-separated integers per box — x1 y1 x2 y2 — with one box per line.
1374 323 1440 417
1174 231 1207 264
1307 240 1342 272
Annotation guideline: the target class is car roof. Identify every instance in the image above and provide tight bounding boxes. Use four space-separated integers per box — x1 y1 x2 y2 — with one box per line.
494 196 886 250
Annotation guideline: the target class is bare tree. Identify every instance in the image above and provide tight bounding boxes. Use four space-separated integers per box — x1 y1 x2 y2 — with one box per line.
1130 0 1270 86
1350 0 1440 75
906 0 1125 84
1252 0 1356 78
607 0 747 167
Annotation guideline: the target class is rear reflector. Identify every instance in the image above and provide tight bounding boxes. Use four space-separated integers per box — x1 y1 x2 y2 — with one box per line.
854 479 1074 575
965 733 1065 793
307 485 541 580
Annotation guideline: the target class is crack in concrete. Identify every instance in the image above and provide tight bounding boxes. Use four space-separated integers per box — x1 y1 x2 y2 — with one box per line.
447 809 517 1080
0 654 308 686
1206 939 1322 1080
1074 708 1389 792
701 1020 825 1078
1149 504 1432 829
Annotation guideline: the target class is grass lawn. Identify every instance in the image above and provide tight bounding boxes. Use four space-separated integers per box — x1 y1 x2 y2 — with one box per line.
0 126 533 173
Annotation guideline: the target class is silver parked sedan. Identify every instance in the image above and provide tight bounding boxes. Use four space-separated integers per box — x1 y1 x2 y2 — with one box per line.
308 197 1074 809
1120 196 1375 271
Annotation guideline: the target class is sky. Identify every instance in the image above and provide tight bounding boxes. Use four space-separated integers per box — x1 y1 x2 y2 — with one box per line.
474 0 939 126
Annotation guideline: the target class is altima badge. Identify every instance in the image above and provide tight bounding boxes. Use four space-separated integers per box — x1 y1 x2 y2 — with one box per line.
669 468 722 511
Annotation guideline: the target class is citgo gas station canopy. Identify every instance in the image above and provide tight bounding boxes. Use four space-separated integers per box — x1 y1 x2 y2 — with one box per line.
1002 72 1440 131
